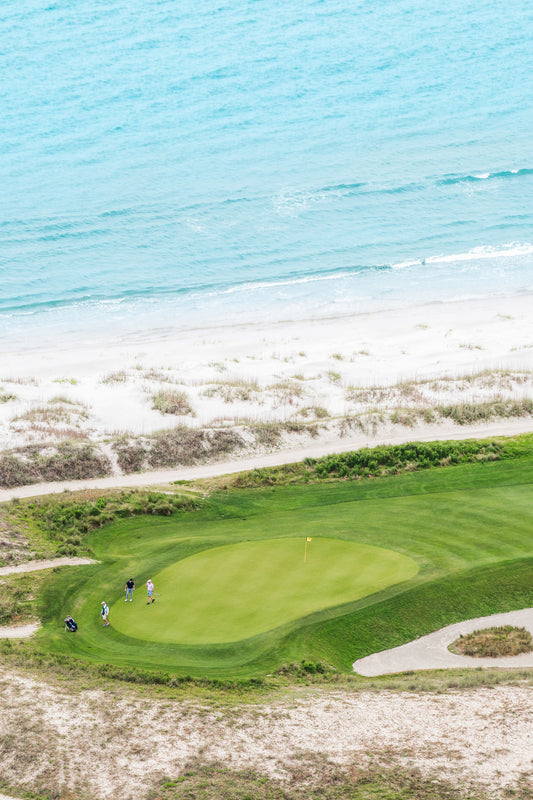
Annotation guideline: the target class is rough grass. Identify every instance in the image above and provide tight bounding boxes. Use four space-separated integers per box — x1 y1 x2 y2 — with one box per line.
449 625 533 658
244 420 320 448
20 489 201 558
12 402 88 425
269 380 305 404
0 573 42 625
142 368 176 382
298 405 329 419
437 398 533 424
150 757 502 800
342 371 533 434
231 438 506 488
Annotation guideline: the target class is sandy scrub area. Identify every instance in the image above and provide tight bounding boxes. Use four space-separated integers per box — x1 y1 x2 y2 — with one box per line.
1 293 533 495
0 668 532 799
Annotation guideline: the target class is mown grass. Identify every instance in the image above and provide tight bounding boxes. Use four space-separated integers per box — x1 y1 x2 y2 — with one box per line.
21 449 533 678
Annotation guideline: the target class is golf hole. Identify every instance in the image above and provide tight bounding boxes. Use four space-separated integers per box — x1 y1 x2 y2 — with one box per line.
111 537 418 644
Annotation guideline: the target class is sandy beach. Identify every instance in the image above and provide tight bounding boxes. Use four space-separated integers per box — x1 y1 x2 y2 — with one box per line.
1 293 533 494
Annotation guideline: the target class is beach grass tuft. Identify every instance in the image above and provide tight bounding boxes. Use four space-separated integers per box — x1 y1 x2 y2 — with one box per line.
152 389 195 416
0 391 17 403
100 370 129 384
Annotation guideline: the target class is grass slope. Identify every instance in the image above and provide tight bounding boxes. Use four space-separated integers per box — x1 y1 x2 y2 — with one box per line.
35 454 533 677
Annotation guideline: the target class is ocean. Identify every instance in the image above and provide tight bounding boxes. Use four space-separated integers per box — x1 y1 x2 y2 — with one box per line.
1 0 532 347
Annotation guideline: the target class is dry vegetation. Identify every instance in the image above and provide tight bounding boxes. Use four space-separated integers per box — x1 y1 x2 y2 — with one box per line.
0 443 112 489
202 379 261 404
100 370 129 384
0 670 531 800
0 573 41 626
450 626 533 658
152 389 195 416
0 507 33 566
112 427 245 473
3 368 533 488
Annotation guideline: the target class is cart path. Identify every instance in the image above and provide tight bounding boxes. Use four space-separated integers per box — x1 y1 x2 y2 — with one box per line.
353 607 533 676
1 421 530 504
0 622 40 639
0 557 97 576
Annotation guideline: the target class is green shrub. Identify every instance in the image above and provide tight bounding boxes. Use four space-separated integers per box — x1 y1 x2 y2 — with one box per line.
25 490 201 556
232 439 506 487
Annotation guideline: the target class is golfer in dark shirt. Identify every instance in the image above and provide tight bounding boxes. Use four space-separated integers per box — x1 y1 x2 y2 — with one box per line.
125 578 135 602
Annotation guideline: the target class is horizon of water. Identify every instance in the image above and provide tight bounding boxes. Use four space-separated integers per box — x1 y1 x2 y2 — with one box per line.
1 0 532 347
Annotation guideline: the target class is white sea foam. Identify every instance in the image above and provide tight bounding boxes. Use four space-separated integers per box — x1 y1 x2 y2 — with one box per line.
391 242 533 269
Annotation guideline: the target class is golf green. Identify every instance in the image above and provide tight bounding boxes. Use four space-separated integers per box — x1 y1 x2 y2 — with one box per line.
110 537 418 644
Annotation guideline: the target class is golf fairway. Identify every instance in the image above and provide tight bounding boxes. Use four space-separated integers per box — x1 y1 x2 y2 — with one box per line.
111 537 418 643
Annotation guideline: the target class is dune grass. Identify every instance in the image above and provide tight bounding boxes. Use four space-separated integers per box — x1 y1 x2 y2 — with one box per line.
28 450 533 678
449 625 533 657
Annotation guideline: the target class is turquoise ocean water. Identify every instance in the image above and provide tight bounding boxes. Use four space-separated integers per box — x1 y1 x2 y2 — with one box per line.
1 0 532 346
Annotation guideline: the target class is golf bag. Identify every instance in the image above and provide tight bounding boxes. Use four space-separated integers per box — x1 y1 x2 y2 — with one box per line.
64 616 78 632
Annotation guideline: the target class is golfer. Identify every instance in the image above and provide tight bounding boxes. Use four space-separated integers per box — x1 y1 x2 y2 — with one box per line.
101 601 110 626
146 579 155 604
124 578 135 602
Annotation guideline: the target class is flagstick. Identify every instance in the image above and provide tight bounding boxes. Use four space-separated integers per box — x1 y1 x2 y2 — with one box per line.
304 537 308 563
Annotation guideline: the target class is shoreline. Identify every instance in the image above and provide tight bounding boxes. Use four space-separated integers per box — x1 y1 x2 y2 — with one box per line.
2 292 533 496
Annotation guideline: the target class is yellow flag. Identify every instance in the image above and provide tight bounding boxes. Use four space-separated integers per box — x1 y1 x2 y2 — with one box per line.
306 537 312 542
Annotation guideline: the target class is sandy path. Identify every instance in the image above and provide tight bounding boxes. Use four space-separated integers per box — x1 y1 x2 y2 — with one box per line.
0 557 96 576
0 623 40 639
0 668 532 799
354 608 533 676
1 419 532 504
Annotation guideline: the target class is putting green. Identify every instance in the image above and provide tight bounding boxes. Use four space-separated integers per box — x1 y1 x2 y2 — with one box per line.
111 537 418 644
